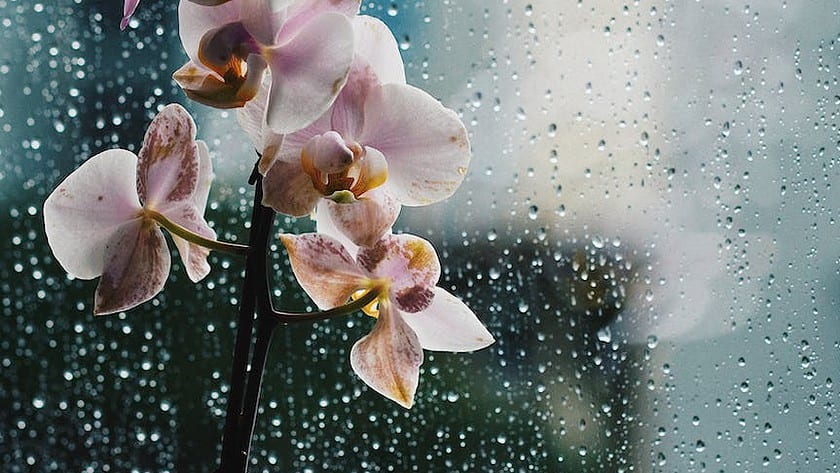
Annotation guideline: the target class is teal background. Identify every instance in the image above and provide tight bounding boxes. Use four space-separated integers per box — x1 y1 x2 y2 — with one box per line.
1 1 838 472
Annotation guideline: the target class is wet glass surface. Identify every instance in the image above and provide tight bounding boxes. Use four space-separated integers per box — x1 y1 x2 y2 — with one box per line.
2 1 838 471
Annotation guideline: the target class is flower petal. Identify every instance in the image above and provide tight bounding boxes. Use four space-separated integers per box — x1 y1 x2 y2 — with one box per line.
357 234 440 313
314 199 358 257
237 74 284 174
401 287 495 352
320 187 400 248
137 104 199 210
164 141 215 283
121 0 140 30
179 0 243 65
361 84 470 206
329 61 380 140
189 0 237 4
264 12 355 133
262 160 322 217
352 15 405 86
350 299 423 408
193 140 214 215
238 0 283 45
173 61 230 105
94 220 171 315
166 202 216 283
279 233 368 309
44 149 143 280
278 0 360 44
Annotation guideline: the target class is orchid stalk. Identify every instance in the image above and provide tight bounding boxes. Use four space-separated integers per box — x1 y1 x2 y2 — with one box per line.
45 1 495 471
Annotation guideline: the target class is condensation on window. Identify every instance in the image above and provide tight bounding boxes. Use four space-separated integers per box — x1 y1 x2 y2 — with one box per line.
1 1 837 472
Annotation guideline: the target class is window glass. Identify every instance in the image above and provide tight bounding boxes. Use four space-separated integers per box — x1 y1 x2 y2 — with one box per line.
1 1 837 471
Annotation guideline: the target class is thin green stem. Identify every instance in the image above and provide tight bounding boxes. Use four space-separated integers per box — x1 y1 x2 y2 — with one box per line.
149 210 249 256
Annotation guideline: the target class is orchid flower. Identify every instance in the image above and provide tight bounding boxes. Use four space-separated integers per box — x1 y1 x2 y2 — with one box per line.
122 0 235 30
174 0 358 134
257 15 471 247
43 104 227 315
280 232 494 408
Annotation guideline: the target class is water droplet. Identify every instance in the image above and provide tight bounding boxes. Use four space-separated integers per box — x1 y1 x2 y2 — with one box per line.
597 327 612 343
528 205 538 220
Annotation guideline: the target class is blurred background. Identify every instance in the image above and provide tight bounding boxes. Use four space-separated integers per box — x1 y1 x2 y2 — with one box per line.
1 0 838 471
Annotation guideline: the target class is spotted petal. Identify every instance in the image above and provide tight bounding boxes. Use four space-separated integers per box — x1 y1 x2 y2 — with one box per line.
280 233 368 309
44 149 143 280
350 299 423 408
357 234 440 314
94 220 171 315
136 104 199 210
401 288 495 352
167 141 215 283
361 84 470 206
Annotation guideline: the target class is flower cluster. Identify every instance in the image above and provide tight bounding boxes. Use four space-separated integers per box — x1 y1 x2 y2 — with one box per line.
45 0 493 409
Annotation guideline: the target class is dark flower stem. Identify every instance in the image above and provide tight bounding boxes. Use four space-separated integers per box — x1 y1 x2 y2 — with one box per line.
214 161 384 473
216 164 276 473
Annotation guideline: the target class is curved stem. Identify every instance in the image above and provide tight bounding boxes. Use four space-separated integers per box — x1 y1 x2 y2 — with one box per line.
270 288 382 323
148 210 249 256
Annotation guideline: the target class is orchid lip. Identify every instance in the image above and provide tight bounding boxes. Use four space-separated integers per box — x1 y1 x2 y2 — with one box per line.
300 134 385 199
351 279 390 318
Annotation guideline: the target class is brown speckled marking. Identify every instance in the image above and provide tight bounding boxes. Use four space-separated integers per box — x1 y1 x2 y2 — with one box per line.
358 239 388 272
137 105 199 205
395 285 434 313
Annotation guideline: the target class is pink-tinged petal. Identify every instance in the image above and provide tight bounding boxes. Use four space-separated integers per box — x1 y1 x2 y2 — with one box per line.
166 203 216 283
44 149 143 280
94 220 171 315
279 233 368 309
193 140 214 215
314 199 358 257
264 12 354 133
357 234 440 313
238 0 283 45
277 110 334 156
321 187 400 248
278 0 360 44
301 131 354 174
329 62 380 140
350 300 422 408
179 0 243 64
262 160 322 216
361 83 470 206
137 104 199 209
401 287 495 352
352 15 405 86
167 140 214 282
237 76 284 174
121 0 140 30
189 0 237 4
